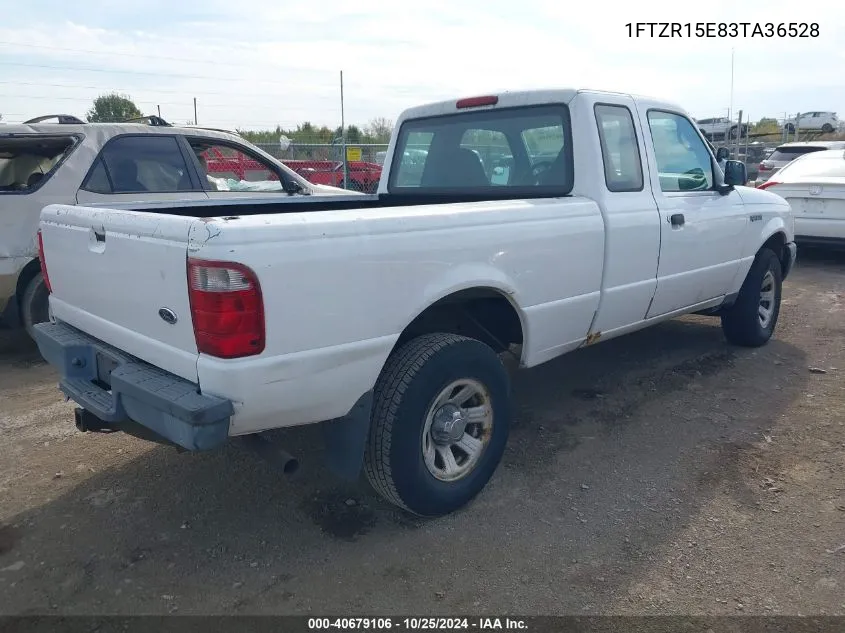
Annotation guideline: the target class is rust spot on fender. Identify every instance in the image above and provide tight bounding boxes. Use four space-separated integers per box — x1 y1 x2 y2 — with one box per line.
584 331 602 346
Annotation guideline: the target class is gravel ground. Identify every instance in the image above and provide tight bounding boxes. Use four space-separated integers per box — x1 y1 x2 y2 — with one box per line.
0 248 843 616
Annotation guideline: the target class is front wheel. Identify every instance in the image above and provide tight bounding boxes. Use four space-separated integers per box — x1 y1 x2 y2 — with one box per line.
720 248 782 347
364 333 511 517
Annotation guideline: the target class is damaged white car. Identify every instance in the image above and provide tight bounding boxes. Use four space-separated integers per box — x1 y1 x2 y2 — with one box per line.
0 115 349 338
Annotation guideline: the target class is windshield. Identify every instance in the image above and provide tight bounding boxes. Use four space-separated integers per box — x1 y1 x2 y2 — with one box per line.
389 104 573 195
0 135 77 193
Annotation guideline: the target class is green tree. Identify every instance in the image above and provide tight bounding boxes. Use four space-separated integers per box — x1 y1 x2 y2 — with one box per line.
344 124 363 144
86 93 143 123
365 117 393 143
752 117 780 135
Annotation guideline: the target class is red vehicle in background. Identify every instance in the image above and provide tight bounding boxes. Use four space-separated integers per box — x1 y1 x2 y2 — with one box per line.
284 159 382 194
200 145 282 184
200 146 382 194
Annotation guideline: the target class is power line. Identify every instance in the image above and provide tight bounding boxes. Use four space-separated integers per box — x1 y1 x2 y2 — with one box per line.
0 79 338 101
0 61 439 97
1 92 341 113
0 60 318 84
0 40 330 75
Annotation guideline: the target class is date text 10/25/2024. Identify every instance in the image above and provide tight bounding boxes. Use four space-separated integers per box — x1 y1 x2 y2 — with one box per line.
625 22 819 38
307 618 528 630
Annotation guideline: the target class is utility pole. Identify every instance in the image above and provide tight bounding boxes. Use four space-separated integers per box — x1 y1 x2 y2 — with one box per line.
193 97 198 125
744 112 750 164
157 104 161 118
340 70 349 190
728 48 735 127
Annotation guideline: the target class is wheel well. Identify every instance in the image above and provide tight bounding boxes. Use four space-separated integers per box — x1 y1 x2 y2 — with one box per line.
15 258 41 307
395 288 524 355
761 232 788 275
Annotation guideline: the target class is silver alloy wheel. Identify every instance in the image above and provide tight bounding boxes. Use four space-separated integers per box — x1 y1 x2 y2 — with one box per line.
421 379 494 482
758 270 776 329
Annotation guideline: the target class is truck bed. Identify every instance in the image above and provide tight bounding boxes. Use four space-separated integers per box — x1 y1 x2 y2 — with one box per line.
97 191 573 218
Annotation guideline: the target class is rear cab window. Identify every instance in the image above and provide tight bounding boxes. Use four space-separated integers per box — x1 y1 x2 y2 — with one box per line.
0 135 79 194
388 104 573 196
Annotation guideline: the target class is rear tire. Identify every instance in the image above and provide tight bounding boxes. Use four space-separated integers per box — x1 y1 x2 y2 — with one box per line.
364 333 511 517
21 272 50 340
822 123 834 133
720 248 782 347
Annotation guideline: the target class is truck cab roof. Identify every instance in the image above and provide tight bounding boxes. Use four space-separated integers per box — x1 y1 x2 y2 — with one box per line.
397 88 686 123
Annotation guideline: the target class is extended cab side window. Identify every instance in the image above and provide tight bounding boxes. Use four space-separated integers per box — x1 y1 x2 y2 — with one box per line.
647 111 714 193
594 104 643 192
186 139 285 193
82 136 196 194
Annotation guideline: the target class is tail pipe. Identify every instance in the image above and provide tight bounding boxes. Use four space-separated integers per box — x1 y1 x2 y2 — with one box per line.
241 433 299 475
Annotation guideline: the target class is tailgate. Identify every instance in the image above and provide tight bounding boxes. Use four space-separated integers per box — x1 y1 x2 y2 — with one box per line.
39 204 200 382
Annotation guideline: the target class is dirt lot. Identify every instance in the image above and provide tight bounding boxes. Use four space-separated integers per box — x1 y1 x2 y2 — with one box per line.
1 249 844 617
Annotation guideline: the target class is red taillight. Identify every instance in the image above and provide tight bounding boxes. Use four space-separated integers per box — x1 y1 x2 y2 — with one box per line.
757 180 779 190
37 229 51 293
456 95 499 109
187 259 264 359
758 163 770 171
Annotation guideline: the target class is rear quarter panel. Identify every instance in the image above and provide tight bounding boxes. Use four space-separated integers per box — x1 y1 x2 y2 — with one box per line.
190 197 605 434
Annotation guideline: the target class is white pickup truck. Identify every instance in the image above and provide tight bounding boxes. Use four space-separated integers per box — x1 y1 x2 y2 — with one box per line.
34 88 796 517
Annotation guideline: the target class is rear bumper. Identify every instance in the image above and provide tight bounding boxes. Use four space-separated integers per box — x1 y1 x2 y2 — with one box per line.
33 321 233 451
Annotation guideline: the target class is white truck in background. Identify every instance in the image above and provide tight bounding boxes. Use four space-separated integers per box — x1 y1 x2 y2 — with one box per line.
33 88 796 517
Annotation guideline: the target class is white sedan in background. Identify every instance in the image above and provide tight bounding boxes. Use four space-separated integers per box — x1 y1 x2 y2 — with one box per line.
758 149 845 247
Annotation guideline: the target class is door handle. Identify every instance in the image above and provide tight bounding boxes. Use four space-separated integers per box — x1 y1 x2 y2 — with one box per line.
669 213 685 227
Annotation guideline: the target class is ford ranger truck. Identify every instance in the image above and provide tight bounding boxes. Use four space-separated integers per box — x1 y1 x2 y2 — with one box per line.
33 89 797 517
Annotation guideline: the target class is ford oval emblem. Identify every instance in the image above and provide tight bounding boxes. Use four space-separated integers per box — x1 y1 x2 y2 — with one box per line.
158 308 178 324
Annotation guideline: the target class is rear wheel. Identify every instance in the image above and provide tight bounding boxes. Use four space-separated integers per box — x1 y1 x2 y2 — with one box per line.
822 123 834 133
21 272 51 339
720 248 782 347
364 333 510 517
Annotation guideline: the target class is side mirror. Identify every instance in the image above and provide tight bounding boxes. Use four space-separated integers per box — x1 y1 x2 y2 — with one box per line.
283 178 305 195
715 147 730 162
723 160 747 187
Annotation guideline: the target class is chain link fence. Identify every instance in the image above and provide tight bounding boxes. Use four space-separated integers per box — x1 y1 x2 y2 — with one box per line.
254 141 389 193
700 112 845 181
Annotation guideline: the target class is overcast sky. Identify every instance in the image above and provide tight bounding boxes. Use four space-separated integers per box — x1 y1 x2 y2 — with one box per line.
1 0 843 132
